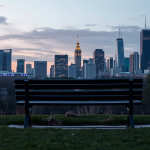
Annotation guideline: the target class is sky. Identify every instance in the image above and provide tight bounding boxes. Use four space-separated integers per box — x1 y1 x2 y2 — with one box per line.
0 0 150 75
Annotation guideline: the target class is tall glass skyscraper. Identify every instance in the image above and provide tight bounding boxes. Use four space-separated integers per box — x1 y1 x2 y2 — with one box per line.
130 52 139 74
115 38 125 71
55 55 68 78
17 59 25 73
0 49 12 72
82 60 89 77
74 37 81 77
93 49 104 74
107 57 113 74
140 29 150 73
50 65 54 78
124 57 130 72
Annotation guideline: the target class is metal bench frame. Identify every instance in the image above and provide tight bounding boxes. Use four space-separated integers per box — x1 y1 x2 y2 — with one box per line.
14 78 143 128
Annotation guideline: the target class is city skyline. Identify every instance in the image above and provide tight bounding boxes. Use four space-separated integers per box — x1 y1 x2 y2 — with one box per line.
0 0 150 75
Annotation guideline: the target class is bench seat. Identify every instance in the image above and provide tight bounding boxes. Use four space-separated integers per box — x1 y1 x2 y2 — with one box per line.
16 100 142 105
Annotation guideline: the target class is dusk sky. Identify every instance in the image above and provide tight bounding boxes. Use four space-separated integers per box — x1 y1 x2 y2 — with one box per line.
0 0 150 75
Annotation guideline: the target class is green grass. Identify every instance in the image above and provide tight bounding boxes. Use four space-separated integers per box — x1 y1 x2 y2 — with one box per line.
0 115 150 150
0 127 150 150
0 114 150 126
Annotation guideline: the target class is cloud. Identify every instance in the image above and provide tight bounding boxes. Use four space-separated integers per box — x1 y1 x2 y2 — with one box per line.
127 18 140 21
84 24 97 26
108 25 142 32
0 16 8 25
138 15 145 17
127 15 145 21
0 5 5 7
11 47 58 62
0 26 142 65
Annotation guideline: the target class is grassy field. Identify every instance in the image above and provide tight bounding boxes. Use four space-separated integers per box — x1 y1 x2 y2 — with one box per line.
0 115 150 150
0 127 150 150
0 114 150 125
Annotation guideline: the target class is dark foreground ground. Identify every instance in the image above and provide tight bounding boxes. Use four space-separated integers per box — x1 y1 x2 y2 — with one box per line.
1 115 150 149
0 127 150 150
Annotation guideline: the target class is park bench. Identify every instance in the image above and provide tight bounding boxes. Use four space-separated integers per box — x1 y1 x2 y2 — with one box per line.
14 78 143 128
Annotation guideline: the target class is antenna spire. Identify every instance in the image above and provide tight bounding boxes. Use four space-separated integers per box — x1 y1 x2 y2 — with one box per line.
77 34 79 43
121 26 123 38
121 26 122 38
145 15 147 29
119 24 120 38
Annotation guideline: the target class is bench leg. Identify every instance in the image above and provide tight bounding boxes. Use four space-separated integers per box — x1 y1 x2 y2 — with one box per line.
129 114 134 128
126 106 134 128
24 115 29 128
24 107 32 128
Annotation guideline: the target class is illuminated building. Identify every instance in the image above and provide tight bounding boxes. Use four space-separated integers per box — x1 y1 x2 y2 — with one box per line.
55 55 68 78
74 36 81 77
0 49 12 72
93 49 104 74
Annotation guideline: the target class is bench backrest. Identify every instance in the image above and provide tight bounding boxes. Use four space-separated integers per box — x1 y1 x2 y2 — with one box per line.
14 78 143 102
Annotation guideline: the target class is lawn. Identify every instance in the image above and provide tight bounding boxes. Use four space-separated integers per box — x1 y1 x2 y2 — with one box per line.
0 114 150 126
0 127 150 150
0 114 150 150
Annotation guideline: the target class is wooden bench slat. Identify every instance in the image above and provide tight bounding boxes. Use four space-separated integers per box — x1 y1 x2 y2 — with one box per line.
16 100 142 105
15 83 143 89
16 95 142 101
14 78 143 84
15 90 143 96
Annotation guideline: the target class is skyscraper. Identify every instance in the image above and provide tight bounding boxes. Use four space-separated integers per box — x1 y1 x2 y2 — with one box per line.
84 58 96 79
26 64 34 79
26 64 32 74
140 17 150 73
68 64 77 79
50 65 54 78
107 57 113 74
124 57 130 72
104 58 107 71
74 36 81 77
93 49 104 74
115 26 125 71
55 55 68 78
82 59 89 77
34 61 47 78
129 52 139 74
0 49 12 72
17 59 25 73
